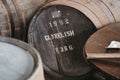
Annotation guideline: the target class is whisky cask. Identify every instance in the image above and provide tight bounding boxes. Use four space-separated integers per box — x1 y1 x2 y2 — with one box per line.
85 23 120 79
28 3 97 79
0 37 44 80
0 0 47 40
28 0 120 79
44 0 120 28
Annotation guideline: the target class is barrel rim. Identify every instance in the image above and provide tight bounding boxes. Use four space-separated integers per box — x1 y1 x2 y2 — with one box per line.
84 22 120 79
42 0 103 28
0 36 44 80
28 4 95 79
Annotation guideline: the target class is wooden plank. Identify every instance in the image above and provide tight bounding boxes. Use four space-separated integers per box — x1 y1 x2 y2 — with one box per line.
87 53 120 59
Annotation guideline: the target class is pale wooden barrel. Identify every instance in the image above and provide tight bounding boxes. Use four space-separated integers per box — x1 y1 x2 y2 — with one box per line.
44 0 120 29
0 37 45 80
0 0 47 40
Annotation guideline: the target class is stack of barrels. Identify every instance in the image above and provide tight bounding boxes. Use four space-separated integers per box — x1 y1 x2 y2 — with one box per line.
0 0 120 80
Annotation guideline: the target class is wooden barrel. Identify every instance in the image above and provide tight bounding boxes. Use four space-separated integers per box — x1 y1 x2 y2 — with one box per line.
0 0 47 40
44 0 120 29
28 3 97 79
85 23 120 80
0 37 45 80
28 0 120 79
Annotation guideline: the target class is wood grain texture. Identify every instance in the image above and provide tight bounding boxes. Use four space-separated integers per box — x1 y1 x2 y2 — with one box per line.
85 23 120 79
44 0 120 29
87 53 120 59
0 0 11 36
0 0 47 40
28 5 97 79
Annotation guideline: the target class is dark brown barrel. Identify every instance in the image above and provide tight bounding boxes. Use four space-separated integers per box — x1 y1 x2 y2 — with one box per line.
28 0 120 79
0 37 45 80
85 23 120 80
28 3 97 79
0 0 47 40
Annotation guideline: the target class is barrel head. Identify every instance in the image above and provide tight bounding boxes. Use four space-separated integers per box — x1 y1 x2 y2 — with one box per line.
28 5 97 78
